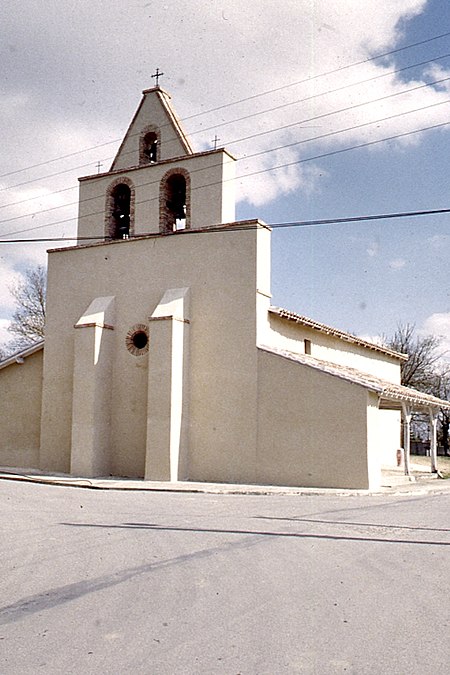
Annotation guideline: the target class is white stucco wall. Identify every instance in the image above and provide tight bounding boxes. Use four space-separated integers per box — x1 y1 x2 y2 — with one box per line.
111 88 192 171
256 348 371 489
0 349 43 469
366 393 381 490
40 225 271 480
378 409 402 466
77 150 235 242
265 313 402 383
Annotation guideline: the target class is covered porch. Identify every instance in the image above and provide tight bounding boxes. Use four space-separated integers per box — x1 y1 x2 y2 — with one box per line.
378 383 450 478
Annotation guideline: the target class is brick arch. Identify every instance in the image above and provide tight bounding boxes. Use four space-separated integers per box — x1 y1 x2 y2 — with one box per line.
159 167 191 233
139 124 161 165
104 176 136 239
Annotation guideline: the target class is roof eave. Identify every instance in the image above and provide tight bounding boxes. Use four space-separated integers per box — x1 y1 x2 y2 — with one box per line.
269 306 408 361
0 340 44 370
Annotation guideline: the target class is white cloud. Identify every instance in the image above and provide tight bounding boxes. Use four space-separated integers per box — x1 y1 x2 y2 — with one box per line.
0 0 447 329
422 313 450 359
0 0 444 212
389 258 406 270
357 333 384 347
0 261 20 312
367 241 379 257
428 234 450 250
0 318 11 346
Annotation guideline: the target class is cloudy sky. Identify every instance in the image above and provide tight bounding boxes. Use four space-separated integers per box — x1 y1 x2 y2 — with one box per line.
1 0 450 353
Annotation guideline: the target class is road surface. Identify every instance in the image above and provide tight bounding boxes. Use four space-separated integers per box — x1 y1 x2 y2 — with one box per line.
1 480 449 674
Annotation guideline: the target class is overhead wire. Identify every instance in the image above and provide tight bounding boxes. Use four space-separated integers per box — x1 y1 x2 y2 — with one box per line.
3 45 450 197
1 206 450 244
221 75 450 148
2 117 450 237
1 28 450 185
181 51 450 140
1 117 450 241
1 70 449 223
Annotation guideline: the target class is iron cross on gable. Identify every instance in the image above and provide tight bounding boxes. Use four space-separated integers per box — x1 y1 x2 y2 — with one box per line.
151 68 164 86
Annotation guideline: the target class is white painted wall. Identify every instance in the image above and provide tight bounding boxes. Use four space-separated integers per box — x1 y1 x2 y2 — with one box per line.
0 350 43 469
111 88 192 171
256 348 371 489
379 409 402 466
265 313 402 383
40 225 268 480
77 150 236 242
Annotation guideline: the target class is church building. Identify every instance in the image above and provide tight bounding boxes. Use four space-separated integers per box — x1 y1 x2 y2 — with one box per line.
1 85 448 490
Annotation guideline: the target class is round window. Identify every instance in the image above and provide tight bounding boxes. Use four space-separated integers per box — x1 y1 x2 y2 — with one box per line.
126 324 150 356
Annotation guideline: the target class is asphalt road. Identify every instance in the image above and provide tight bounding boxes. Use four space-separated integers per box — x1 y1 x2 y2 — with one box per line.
1 481 449 674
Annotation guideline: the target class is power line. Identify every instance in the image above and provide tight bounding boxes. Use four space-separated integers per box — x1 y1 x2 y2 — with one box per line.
1 206 450 244
111 49 450 158
1 117 450 240
1 29 450 184
236 98 450 163
0 160 107 195
181 30 450 120
1 72 449 222
4 45 449 196
2 45 449 228
270 207 450 229
224 75 450 149
185 51 450 140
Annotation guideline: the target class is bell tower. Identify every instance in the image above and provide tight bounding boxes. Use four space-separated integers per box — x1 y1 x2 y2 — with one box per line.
77 86 236 243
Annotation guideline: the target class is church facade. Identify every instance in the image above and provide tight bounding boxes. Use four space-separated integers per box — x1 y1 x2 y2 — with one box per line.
1 86 447 490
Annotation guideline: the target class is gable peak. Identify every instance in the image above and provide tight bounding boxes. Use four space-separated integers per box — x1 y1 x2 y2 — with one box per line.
110 86 193 172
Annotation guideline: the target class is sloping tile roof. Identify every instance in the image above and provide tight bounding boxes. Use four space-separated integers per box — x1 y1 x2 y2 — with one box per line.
269 306 408 361
259 345 450 410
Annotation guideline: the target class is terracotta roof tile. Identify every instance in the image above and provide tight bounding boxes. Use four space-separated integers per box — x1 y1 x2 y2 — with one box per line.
259 345 450 410
269 306 407 361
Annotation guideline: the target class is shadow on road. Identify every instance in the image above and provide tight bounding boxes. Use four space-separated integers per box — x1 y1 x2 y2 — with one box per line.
3 520 448 627
253 516 450 533
62 520 450 546
0 534 259 626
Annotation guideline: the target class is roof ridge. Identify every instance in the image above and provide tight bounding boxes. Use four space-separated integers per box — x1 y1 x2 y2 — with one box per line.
269 306 408 361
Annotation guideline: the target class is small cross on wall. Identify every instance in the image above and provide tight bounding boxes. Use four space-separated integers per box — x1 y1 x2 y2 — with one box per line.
151 68 164 87
212 135 220 150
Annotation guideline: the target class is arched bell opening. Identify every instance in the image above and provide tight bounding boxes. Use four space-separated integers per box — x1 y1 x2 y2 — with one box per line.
159 169 191 233
105 179 135 240
140 130 159 164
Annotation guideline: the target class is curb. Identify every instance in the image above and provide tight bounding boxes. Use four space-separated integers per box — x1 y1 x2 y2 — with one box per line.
1 469 449 497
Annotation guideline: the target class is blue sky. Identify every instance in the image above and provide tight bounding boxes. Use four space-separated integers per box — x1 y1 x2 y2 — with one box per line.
1 0 449 351
239 0 450 342
257 122 450 335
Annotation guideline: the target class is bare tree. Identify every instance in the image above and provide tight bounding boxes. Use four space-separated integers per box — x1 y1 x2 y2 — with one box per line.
7 265 46 349
383 323 442 390
383 323 450 455
430 367 450 456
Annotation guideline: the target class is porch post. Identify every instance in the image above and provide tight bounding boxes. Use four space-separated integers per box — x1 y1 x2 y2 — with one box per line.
402 402 412 477
428 407 439 473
